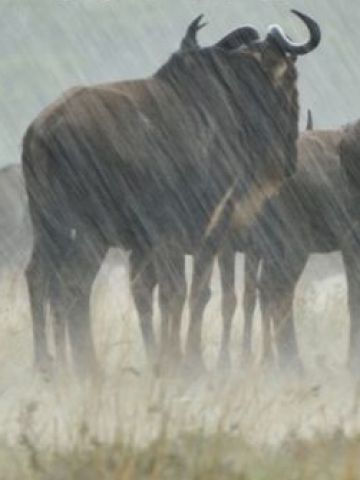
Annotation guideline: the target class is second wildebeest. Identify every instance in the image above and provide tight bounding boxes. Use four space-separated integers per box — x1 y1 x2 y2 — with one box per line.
218 122 360 374
22 11 320 377
215 109 315 371
257 126 350 372
338 118 360 373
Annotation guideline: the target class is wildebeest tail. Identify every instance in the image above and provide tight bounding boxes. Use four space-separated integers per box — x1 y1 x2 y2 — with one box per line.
22 124 74 256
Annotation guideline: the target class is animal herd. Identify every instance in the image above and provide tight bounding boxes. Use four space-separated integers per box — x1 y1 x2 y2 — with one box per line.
6 9 360 379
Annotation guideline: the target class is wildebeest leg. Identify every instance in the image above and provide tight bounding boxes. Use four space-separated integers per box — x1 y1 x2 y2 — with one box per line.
186 248 215 371
270 253 307 372
258 258 276 364
26 239 51 374
218 245 237 370
342 231 360 375
156 250 186 367
242 248 261 361
49 274 68 371
129 250 157 363
54 238 106 379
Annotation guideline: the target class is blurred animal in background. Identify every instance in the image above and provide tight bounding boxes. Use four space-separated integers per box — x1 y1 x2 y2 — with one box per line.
22 10 320 378
0 164 31 272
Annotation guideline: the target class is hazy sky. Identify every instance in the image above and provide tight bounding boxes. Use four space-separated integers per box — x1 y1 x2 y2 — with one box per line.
0 0 359 167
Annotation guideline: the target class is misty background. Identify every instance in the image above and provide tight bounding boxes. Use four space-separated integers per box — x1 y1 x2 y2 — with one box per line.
0 0 359 169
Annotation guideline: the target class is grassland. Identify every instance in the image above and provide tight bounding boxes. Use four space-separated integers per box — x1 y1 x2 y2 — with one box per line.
0 255 357 479
1 425 360 479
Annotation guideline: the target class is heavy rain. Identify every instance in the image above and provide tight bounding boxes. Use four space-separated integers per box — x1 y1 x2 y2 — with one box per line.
1 1 360 478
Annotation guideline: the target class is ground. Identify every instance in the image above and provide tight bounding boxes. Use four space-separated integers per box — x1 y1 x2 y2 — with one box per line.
0 250 358 479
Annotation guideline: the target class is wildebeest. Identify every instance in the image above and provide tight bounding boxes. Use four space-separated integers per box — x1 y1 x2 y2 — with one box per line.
217 122 360 374
22 11 320 377
339 119 360 373
256 126 351 372
215 109 315 370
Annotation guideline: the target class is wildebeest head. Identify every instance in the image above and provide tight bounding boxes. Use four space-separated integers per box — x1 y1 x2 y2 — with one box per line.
174 11 320 204
180 10 320 89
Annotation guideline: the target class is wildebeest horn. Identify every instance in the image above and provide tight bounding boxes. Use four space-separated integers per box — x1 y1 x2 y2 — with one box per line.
306 109 313 130
267 10 321 55
180 14 207 50
215 26 260 50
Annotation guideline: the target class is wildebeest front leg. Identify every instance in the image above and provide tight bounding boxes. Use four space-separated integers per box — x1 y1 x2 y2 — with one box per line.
342 231 360 376
186 248 215 372
258 258 276 364
218 245 237 370
130 250 157 364
26 239 52 374
242 249 261 361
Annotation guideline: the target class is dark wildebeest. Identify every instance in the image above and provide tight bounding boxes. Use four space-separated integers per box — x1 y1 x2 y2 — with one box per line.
215 109 316 370
131 16 306 371
22 11 320 377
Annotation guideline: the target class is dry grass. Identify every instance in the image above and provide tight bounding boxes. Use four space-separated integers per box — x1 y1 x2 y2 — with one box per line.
2 428 360 479
0 253 358 479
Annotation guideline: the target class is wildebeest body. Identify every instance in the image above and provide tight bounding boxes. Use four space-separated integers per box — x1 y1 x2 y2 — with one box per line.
25 51 298 253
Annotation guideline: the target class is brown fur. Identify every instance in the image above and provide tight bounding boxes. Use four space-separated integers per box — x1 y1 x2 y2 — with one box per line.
22 20 317 377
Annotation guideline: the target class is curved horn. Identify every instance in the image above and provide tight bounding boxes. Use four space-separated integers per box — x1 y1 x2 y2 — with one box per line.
306 109 313 130
180 14 207 50
267 10 321 55
216 26 260 50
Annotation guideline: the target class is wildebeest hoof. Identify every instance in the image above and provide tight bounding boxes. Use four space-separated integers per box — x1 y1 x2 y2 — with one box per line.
240 350 254 369
153 356 183 379
217 352 231 375
280 356 305 379
34 353 54 382
182 352 207 379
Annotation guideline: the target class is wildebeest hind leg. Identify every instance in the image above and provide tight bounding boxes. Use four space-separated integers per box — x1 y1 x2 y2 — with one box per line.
26 239 52 375
55 240 106 379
